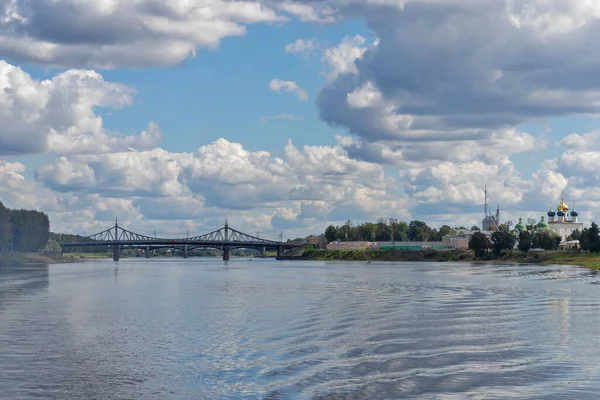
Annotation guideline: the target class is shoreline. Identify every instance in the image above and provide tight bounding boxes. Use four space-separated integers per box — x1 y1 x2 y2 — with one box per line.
0 252 81 265
3 250 599 270
299 249 600 270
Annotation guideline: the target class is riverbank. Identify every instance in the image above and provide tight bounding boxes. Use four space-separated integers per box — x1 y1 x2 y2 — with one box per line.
300 249 600 269
0 252 75 264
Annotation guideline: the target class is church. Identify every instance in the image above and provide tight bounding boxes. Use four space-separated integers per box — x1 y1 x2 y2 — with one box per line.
514 192 582 243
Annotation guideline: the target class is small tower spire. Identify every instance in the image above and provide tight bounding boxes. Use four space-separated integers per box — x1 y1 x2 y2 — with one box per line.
484 185 488 217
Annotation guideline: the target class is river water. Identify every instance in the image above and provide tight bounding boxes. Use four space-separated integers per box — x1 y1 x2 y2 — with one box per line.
2 259 600 399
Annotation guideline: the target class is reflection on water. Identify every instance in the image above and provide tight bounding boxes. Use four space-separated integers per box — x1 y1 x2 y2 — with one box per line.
0 264 49 305
2 259 600 399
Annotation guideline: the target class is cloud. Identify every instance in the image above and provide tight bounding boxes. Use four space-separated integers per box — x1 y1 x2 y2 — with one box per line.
322 35 370 80
0 160 64 212
269 79 309 101
285 0 600 166
0 61 161 156
279 3 336 23
285 38 318 55
35 148 191 197
560 130 600 151
339 128 539 164
261 114 303 124
34 138 404 225
0 0 285 68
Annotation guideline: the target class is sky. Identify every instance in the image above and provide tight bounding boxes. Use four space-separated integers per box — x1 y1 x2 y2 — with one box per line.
1 0 600 240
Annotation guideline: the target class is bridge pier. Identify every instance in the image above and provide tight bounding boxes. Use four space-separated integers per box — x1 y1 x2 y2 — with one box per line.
61 223 297 263
223 246 230 261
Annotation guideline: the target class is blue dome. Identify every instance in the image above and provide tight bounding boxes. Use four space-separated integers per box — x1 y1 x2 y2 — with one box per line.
571 210 579 217
547 211 556 217
557 211 565 217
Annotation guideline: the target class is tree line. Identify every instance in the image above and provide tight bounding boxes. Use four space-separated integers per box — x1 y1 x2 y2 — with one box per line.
0 201 50 252
324 219 480 243
468 222 600 258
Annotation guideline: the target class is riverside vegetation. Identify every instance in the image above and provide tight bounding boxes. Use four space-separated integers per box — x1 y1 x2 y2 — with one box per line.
301 248 600 269
303 220 600 269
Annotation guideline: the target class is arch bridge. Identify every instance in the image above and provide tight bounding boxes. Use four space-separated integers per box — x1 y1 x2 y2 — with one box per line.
61 221 303 261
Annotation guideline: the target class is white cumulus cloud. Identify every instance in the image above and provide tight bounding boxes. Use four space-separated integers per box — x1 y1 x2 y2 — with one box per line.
269 79 309 101
0 61 161 156
0 0 285 68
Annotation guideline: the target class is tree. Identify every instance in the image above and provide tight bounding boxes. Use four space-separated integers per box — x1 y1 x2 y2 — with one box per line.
568 229 582 242
358 223 377 242
517 231 532 252
393 222 409 242
45 239 61 252
470 225 481 231
0 201 9 251
409 220 430 242
491 231 516 256
498 224 510 234
469 232 490 258
581 222 600 252
532 231 559 251
325 225 337 243
375 220 391 241
439 225 453 238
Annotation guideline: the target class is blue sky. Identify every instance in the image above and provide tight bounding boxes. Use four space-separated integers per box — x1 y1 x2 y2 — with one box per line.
2 1 600 239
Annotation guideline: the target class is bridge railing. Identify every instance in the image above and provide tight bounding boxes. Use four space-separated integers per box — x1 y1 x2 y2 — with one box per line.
63 223 288 247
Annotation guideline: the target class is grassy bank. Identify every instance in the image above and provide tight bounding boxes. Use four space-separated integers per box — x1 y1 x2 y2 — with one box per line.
537 252 600 269
301 248 478 262
301 249 600 269
62 253 111 260
0 252 73 264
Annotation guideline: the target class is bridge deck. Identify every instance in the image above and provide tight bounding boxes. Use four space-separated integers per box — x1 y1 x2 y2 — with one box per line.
60 222 305 261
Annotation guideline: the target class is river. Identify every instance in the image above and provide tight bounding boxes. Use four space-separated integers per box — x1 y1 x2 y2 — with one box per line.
1 259 600 399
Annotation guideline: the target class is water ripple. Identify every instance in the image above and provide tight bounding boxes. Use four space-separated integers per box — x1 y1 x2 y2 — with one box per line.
0 261 599 398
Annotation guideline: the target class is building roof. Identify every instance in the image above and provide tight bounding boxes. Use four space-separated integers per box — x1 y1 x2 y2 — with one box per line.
514 217 526 231
536 216 549 229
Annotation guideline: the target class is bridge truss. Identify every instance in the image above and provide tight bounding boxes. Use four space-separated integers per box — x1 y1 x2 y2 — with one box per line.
61 221 302 261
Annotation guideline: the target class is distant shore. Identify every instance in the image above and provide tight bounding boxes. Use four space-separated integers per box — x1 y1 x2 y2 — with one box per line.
0 252 69 265
4 249 599 270
299 249 600 270
0 252 102 265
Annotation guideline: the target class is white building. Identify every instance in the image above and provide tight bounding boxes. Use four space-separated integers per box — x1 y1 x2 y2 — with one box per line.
547 194 582 243
513 192 583 243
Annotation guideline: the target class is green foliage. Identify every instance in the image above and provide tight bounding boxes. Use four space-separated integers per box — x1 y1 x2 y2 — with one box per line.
302 248 478 262
498 224 510 234
439 225 453 237
568 229 581 241
491 231 516 255
325 225 337 243
0 202 50 252
469 232 490 258
0 201 10 251
580 222 600 252
44 239 61 252
322 219 446 243
532 231 559 250
470 225 481 231
51 232 109 254
375 221 391 241
408 220 430 241
517 230 532 252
